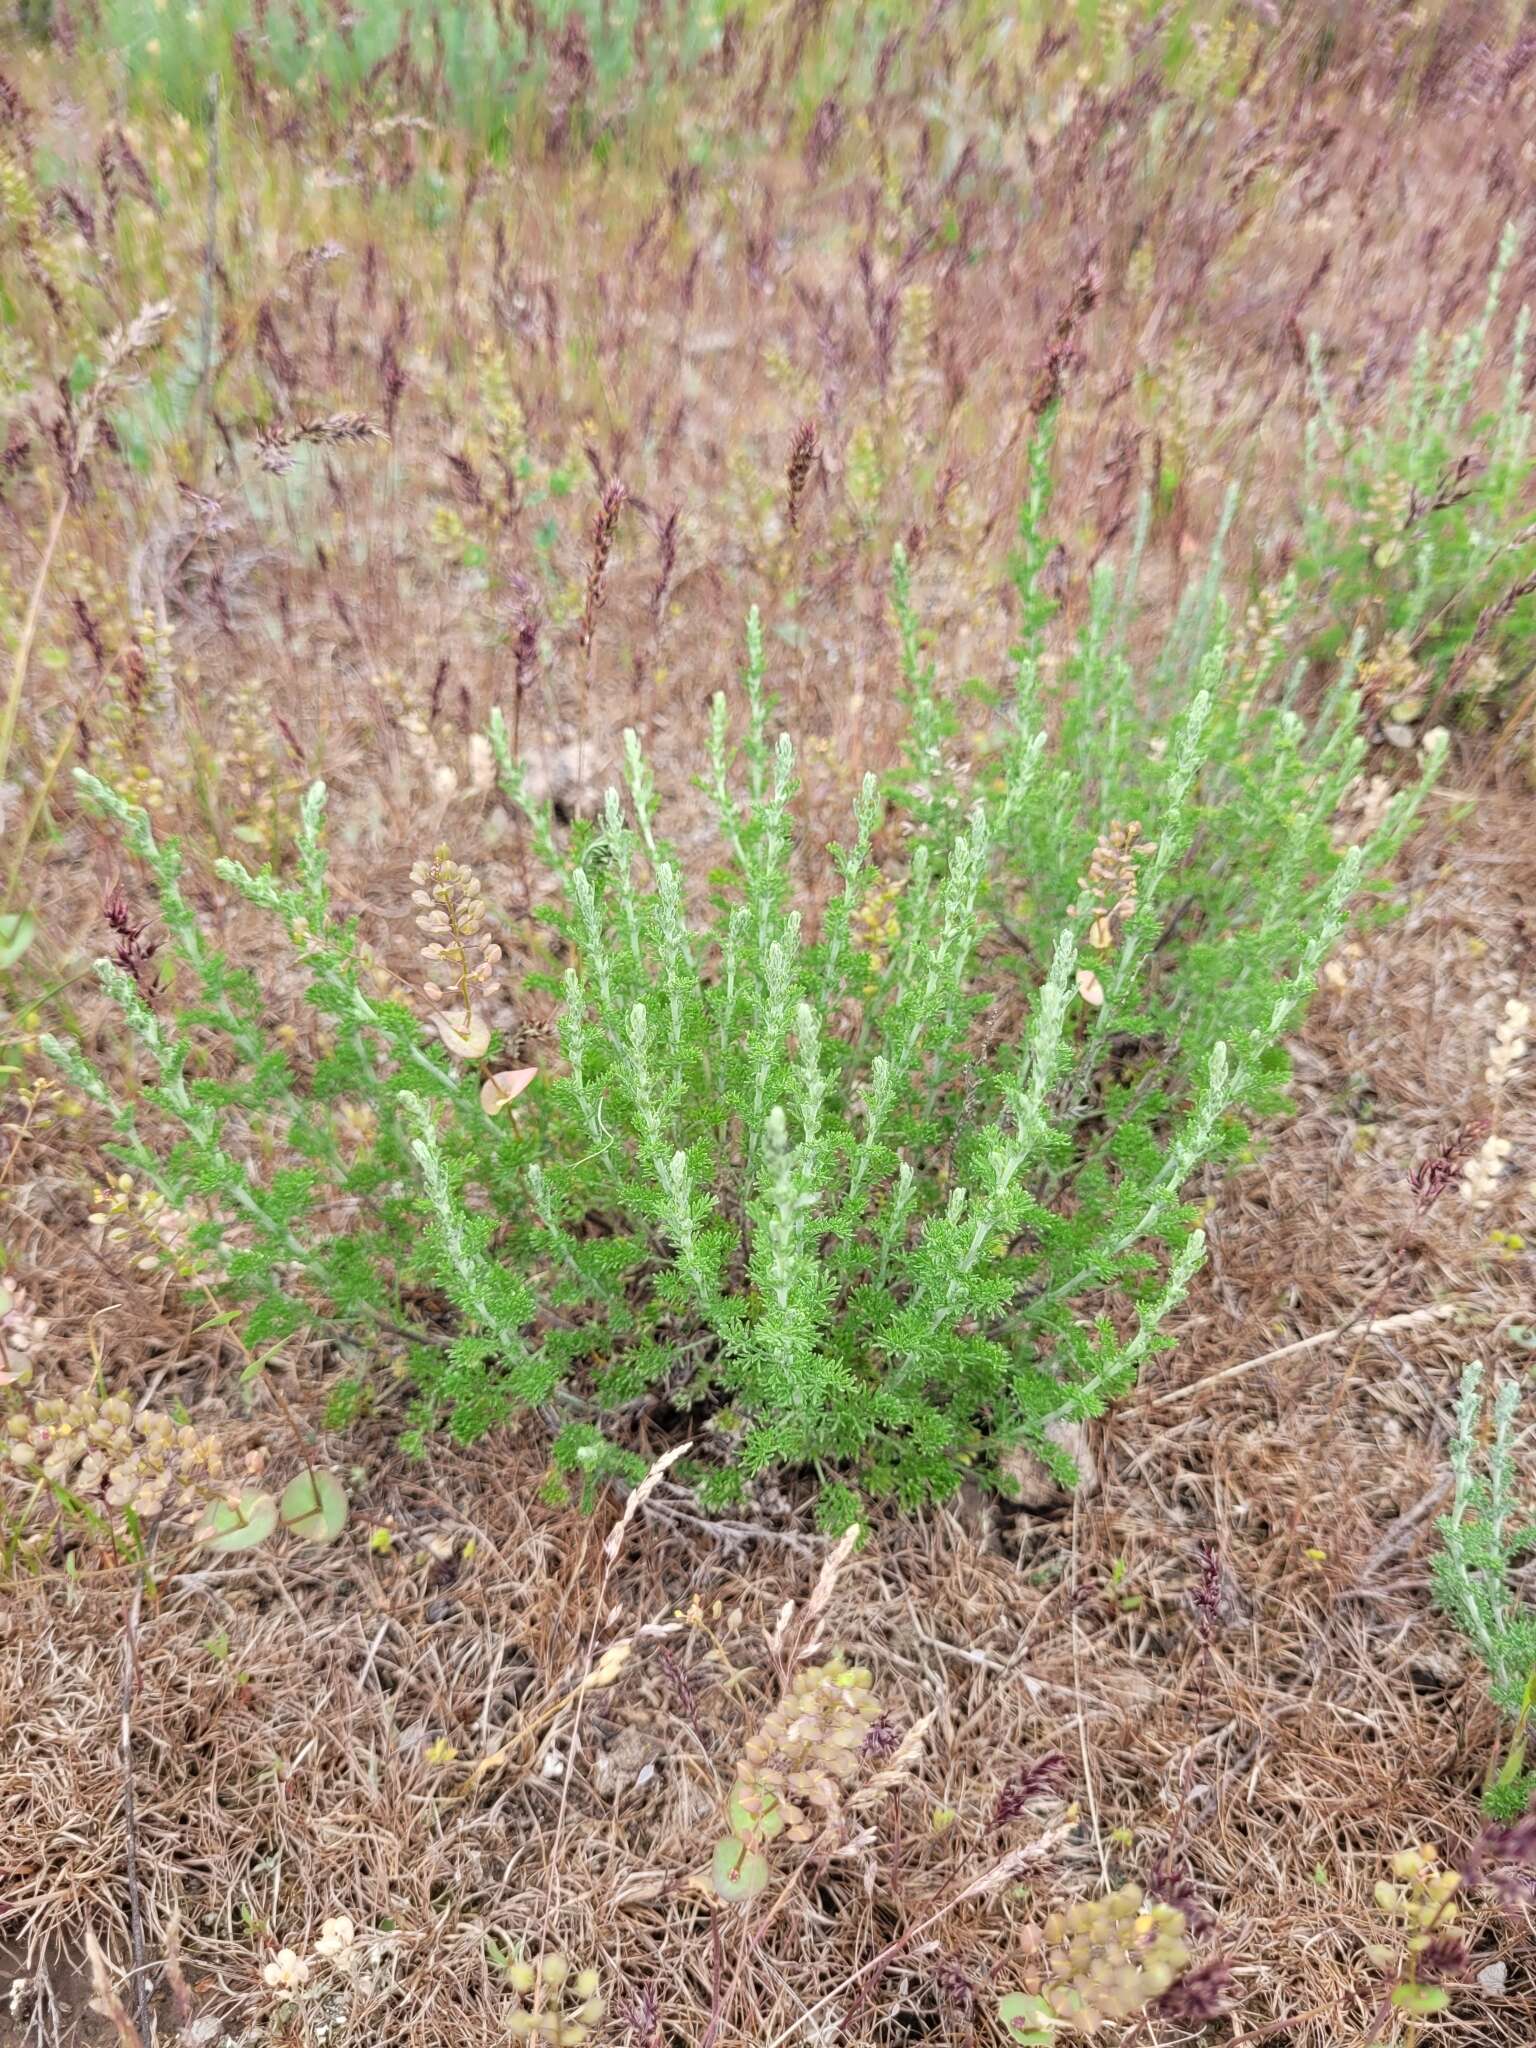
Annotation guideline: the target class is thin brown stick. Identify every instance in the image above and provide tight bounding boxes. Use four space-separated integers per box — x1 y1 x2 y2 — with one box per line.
119 1582 152 2048
1069 1490 1110 1888
192 72 221 483
0 490 69 794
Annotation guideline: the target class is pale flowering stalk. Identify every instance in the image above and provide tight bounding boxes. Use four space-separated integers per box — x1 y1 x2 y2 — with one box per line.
1463 998 1528 1210
1485 998 1530 1092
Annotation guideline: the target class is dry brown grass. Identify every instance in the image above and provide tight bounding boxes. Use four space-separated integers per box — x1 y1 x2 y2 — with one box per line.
7 3 1536 918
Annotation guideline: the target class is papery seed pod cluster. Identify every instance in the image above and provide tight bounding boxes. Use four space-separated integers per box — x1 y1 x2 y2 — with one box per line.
90 1170 208 1277
733 1655 884 1842
1374 1843 1462 1943
1358 632 1423 726
4 1381 239 1519
1073 821 1154 953
853 876 902 982
505 1954 604 2045
1364 472 1413 566
0 1284 48 1386
476 341 529 480
410 846 501 1025
1485 998 1529 1091
1333 771 1395 849
1234 580 1294 689
377 667 452 788
1461 1130 1513 1209
226 677 298 849
1030 1885 1192 2032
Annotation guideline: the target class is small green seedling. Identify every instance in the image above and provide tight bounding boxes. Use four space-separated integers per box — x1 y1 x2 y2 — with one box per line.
200 1489 278 1552
711 1836 769 1901
996 1991 1056 2044
198 1471 349 1554
280 1467 349 1544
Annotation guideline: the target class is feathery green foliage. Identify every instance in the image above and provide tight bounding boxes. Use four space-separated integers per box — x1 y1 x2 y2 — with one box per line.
1433 1364 1536 1818
1303 224 1536 741
44 438 1442 1518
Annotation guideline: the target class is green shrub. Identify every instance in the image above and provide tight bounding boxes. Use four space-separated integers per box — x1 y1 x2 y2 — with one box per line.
44 436 1441 1519
98 0 723 151
1302 223 1536 745
89 0 1268 154
1433 1363 1536 1819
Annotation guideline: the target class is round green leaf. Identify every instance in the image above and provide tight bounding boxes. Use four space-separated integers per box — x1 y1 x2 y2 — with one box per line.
201 1489 278 1553
710 1836 769 1902
996 1993 1056 2044
1391 1983 1450 2016
279 1468 349 1544
728 1786 785 1841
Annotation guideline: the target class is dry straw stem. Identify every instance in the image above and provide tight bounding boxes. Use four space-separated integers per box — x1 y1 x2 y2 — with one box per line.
460 1631 638 1793
1143 1302 1464 1409
539 1438 694 1944
767 1519 861 1667
759 1819 1080 2048
0 296 170 907
85 1928 144 2048
603 1439 694 1563
0 486 69 825
117 1583 151 2048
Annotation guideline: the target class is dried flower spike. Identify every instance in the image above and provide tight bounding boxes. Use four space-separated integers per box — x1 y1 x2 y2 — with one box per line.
581 481 627 656
993 1753 1070 1830
103 884 158 1000
256 411 386 475
1152 1956 1235 2023
1408 1121 1490 1214
786 417 819 532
